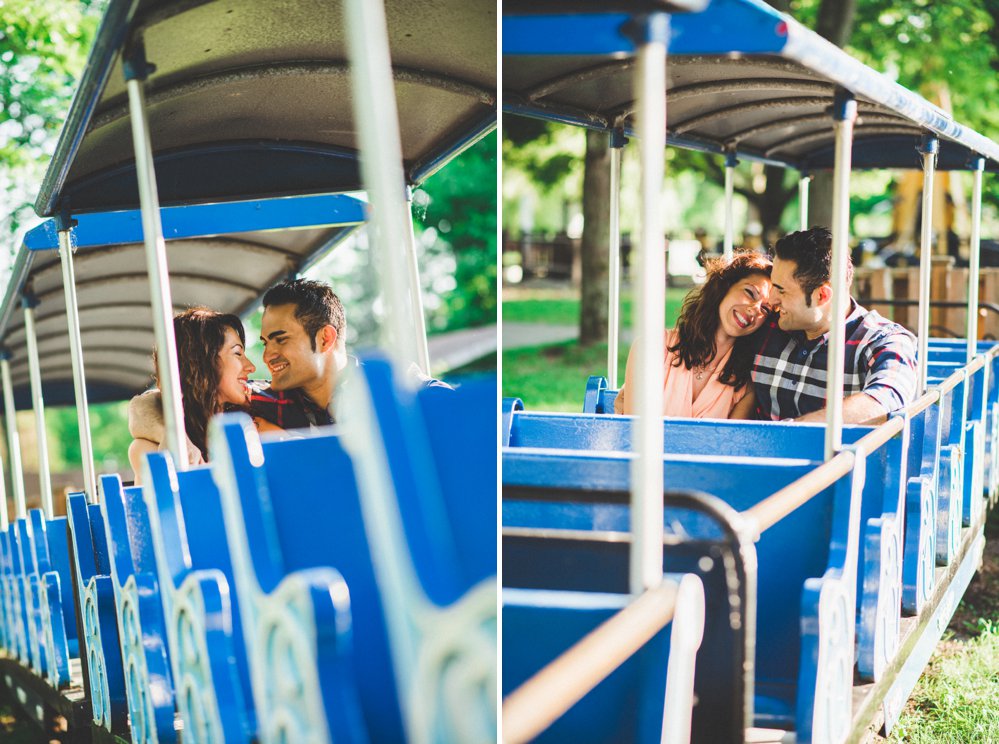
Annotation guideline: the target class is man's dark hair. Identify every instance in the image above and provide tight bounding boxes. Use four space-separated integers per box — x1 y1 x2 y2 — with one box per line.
263 279 345 351
772 226 853 306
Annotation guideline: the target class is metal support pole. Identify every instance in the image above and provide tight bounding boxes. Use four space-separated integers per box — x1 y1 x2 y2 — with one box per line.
124 44 187 467
825 91 857 461
0 353 24 527
916 136 939 394
344 0 422 374
607 129 626 388
22 297 52 518
403 187 431 374
723 153 737 259
627 14 669 594
799 173 810 231
967 157 985 365
58 222 98 502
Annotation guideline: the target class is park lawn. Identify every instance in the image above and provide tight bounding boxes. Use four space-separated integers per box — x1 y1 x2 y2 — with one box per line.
503 341 630 411
889 506 999 742
502 287 689 327
502 287 688 410
890 622 999 742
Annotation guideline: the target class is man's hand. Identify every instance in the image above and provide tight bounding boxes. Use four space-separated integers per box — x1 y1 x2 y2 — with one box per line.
128 390 166 441
795 392 887 425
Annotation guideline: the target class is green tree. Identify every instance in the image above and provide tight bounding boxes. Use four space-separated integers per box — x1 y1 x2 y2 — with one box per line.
0 0 104 247
413 131 498 333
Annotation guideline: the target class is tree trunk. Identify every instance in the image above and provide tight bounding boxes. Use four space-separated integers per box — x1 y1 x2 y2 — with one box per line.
816 0 856 47
579 130 612 346
759 164 793 240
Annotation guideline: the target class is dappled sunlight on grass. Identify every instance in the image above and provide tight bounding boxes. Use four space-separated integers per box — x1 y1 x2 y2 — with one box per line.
502 341 628 411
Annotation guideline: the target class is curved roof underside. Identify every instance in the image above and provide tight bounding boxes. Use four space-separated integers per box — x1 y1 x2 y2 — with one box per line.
503 0 999 172
36 0 497 216
1 195 365 411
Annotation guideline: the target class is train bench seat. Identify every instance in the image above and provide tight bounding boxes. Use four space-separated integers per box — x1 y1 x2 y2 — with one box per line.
135 456 258 743
505 490 750 743
66 493 128 734
208 353 497 743
25 509 79 688
504 406 922 680
503 447 864 736
100 477 177 742
503 574 705 744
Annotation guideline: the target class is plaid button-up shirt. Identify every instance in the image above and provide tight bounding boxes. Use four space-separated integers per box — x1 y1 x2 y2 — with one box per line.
247 381 333 429
751 299 917 421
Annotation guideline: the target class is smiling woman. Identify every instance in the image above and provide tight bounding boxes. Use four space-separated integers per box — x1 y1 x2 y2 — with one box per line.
614 252 773 419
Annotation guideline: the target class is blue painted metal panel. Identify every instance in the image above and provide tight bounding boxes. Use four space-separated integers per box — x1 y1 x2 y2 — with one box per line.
504 490 750 743
211 415 388 743
142 454 257 742
503 587 672 743
503 448 829 726
66 493 128 734
101 476 177 743
24 193 367 252
503 0 788 56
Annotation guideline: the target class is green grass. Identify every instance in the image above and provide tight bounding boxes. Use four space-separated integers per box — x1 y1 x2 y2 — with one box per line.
503 341 629 411
503 288 688 328
890 621 999 742
502 288 688 410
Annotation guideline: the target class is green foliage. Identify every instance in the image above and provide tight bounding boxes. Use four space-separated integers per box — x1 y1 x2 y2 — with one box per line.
503 288 688 329
413 131 498 333
0 0 105 242
45 401 132 475
503 340 628 411
502 289 688 410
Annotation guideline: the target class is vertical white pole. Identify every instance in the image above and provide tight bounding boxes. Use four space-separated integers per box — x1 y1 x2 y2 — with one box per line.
607 132 624 389
799 173 810 231
124 52 187 467
967 158 984 365
0 452 6 531
825 92 857 461
58 226 98 502
22 300 52 518
0 356 24 526
630 14 668 594
916 136 939 394
403 188 432 374
344 0 421 374
723 154 736 259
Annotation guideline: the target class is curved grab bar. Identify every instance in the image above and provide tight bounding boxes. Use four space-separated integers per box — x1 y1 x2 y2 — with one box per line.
502 575 704 744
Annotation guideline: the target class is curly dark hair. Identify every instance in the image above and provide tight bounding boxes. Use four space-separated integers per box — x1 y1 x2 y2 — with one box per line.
263 279 345 351
669 252 772 389
154 307 246 459
772 226 852 306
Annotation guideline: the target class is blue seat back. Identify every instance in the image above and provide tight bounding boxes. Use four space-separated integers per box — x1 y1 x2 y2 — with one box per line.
504 450 829 715
256 432 404 743
505 490 750 743
503 588 671 743
102 476 158 588
416 376 497 597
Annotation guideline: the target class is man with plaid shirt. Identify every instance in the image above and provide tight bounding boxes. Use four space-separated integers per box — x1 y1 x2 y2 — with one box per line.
752 227 917 422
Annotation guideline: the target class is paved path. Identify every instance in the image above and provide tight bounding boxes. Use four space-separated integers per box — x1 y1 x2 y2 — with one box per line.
503 322 634 351
428 325 496 372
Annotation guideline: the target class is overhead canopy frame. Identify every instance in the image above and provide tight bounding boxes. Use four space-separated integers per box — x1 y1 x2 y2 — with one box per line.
35 0 497 217
504 0 999 172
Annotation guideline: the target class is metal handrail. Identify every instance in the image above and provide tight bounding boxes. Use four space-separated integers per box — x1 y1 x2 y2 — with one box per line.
741 350 986 539
502 580 682 744
742 451 856 538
